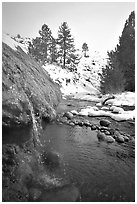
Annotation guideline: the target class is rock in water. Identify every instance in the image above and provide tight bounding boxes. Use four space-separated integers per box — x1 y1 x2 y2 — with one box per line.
91 124 97 130
100 119 111 127
106 136 115 143
63 112 73 119
115 131 125 143
97 131 106 141
123 136 129 142
41 151 60 168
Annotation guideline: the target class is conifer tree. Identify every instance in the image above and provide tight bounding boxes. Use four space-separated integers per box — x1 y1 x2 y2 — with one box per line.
82 43 89 57
100 11 135 93
100 51 125 94
28 24 54 64
57 22 75 69
117 11 135 91
28 37 43 62
49 37 58 63
39 24 52 62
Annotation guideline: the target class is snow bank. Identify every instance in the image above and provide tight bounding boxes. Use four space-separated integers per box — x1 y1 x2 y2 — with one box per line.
2 33 29 54
43 62 101 97
105 92 135 106
72 106 135 121
98 92 135 107
72 91 135 121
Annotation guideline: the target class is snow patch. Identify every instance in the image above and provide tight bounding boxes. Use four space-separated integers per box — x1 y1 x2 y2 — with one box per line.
2 33 29 54
73 106 135 121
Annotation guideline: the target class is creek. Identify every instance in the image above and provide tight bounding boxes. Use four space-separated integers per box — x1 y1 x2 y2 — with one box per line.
2 99 135 202
40 121 135 202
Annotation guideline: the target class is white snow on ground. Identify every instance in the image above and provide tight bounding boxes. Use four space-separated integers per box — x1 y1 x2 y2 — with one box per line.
97 92 135 107
70 92 135 121
2 33 30 54
71 105 135 121
43 52 107 97
2 32 135 121
43 64 100 97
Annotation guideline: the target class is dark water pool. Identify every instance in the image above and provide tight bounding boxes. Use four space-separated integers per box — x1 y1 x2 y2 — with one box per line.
41 123 135 202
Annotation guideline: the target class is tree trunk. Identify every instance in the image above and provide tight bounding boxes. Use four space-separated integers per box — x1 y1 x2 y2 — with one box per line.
63 50 66 69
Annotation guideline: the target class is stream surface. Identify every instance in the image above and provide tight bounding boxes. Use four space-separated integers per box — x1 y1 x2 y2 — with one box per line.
41 122 135 202
3 98 135 202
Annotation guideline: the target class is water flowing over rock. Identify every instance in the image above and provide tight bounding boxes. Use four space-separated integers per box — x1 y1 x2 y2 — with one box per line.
2 40 62 201
2 42 61 128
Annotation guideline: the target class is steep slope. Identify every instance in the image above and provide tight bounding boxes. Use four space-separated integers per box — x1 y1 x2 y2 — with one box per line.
2 34 63 202
3 33 108 99
2 34 61 127
43 52 107 98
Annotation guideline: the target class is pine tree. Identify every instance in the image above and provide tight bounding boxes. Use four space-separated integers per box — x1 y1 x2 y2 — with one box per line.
39 24 52 62
82 43 89 57
49 37 58 63
28 24 54 64
117 11 135 91
100 11 135 93
57 22 75 69
28 37 44 62
100 51 125 94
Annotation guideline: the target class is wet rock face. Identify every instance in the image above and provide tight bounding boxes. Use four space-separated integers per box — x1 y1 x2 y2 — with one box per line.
2 42 62 201
2 42 61 127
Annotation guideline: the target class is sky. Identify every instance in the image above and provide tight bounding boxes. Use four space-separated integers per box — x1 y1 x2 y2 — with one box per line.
2 2 135 56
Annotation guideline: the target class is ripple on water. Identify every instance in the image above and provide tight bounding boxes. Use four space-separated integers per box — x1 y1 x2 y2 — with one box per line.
41 123 135 202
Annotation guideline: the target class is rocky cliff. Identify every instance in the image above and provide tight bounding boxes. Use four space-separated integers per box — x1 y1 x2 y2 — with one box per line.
2 42 61 127
2 37 63 201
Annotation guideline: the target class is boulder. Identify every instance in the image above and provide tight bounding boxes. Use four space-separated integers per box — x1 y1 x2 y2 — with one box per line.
91 125 97 130
78 121 84 127
97 131 106 141
123 136 129 142
105 130 111 135
105 136 115 143
100 119 111 127
41 151 60 168
115 131 125 143
83 120 91 127
69 122 75 126
71 119 78 125
63 112 73 120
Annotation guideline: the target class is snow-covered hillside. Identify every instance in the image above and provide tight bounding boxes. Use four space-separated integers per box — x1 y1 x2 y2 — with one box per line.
43 53 108 98
2 33 107 99
2 32 135 120
2 33 31 54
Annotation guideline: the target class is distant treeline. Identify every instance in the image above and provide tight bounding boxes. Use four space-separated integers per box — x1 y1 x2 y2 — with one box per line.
28 11 135 93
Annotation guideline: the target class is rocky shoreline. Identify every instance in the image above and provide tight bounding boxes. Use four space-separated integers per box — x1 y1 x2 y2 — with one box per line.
56 110 134 145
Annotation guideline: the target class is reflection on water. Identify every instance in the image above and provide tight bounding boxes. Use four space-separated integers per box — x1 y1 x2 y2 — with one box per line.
42 123 135 202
